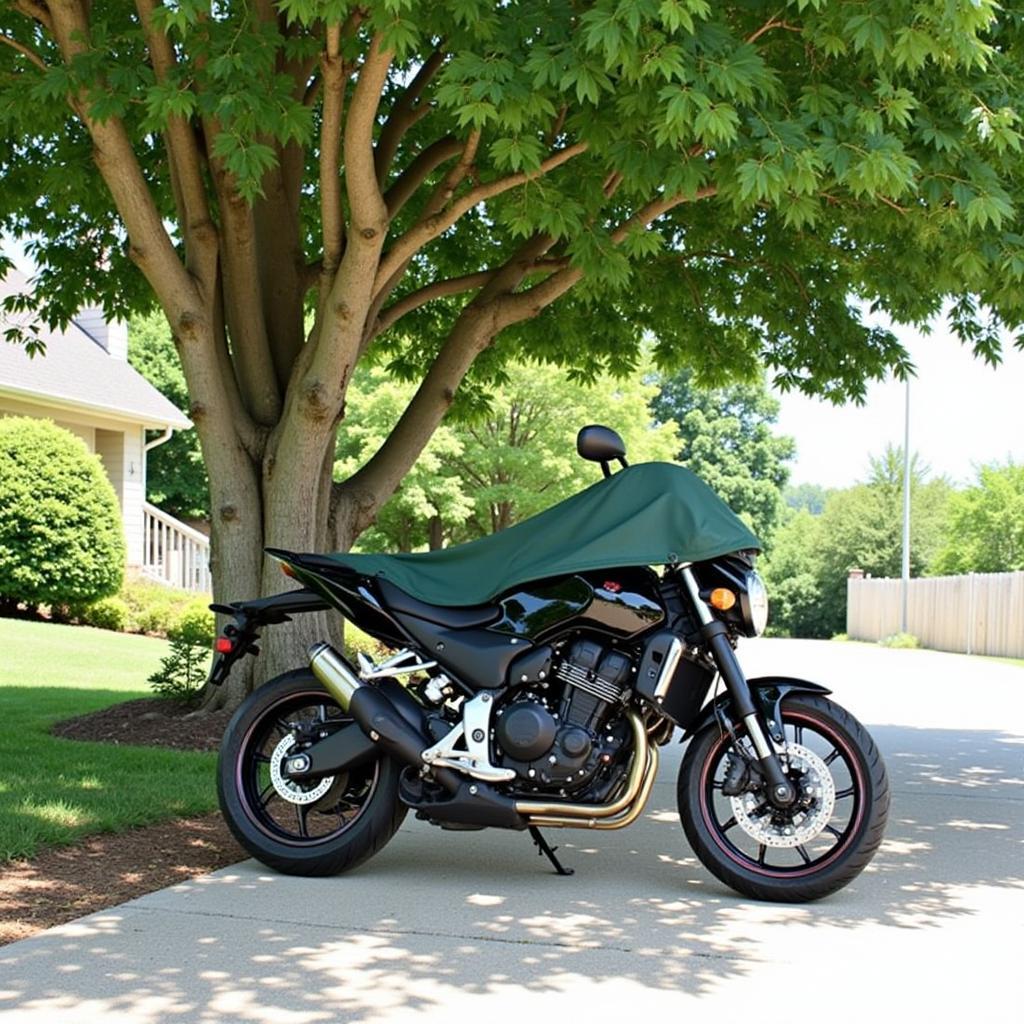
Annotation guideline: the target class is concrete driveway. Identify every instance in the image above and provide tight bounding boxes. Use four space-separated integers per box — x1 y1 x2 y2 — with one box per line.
1 639 1022 1023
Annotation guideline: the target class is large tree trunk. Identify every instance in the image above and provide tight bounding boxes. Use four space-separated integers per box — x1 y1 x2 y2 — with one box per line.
33 10 699 713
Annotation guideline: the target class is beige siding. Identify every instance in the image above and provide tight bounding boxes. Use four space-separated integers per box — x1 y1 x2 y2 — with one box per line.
847 572 1024 658
96 427 145 566
0 398 95 450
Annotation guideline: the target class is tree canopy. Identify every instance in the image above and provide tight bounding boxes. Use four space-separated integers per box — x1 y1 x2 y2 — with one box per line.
3 0 1023 699
932 461 1024 573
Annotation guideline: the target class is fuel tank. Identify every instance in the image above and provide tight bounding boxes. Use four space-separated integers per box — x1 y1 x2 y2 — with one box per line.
489 568 665 641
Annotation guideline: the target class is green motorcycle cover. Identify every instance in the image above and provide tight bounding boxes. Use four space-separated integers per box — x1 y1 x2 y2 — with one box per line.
324 462 760 608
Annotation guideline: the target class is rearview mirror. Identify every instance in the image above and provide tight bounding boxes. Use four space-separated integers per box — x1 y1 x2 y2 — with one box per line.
576 425 629 477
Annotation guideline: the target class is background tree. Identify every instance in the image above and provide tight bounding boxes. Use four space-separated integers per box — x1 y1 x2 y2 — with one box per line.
128 312 209 521
784 483 831 516
338 358 679 550
765 445 950 636
334 364 475 553
3 1 1023 705
651 369 794 544
760 508 828 638
932 461 1024 573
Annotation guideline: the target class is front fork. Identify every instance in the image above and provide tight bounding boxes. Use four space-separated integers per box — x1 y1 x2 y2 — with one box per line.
679 567 797 808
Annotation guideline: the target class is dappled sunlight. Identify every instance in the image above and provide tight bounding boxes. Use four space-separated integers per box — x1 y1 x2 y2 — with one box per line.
1 718 1022 1019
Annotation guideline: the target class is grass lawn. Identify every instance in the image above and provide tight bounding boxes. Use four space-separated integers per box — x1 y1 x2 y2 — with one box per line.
0 617 219 862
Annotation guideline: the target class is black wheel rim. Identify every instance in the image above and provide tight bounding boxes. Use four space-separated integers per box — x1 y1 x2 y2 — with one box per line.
698 710 866 878
237 689 381 846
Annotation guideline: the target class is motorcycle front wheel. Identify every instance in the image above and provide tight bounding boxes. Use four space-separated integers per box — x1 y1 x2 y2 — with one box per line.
217 669 407 876
677 693 889 902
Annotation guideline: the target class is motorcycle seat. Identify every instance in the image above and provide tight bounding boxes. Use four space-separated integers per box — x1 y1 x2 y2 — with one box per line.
375 578 500 630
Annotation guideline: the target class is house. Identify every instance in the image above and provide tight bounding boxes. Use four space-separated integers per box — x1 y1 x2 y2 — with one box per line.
0 268 211 592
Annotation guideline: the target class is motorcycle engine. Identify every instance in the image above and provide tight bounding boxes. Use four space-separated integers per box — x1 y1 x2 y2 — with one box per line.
493 639 633 792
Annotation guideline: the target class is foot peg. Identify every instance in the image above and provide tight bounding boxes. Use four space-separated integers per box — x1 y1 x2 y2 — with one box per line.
529 826 574 876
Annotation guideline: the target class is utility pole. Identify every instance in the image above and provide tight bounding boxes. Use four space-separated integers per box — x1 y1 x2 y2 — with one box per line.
901 377 911 634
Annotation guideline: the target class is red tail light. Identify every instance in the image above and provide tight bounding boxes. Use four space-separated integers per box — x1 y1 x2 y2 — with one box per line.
215 637 234 654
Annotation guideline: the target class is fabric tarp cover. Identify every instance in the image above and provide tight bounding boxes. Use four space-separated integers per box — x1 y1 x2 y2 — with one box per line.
327 462 761 607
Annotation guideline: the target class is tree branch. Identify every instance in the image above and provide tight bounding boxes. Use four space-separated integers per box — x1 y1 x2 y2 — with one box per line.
383 135 462 216
344 33 393 230
11 0 53 33
746 16 801 44
0 32 48 70
374 140 589 293
320 21 345 275
372 270 495 338
135 0 216 293
375 48 445 184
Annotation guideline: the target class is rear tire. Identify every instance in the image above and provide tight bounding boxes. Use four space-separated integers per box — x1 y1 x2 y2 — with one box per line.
678 694 889 902
217 669 407 876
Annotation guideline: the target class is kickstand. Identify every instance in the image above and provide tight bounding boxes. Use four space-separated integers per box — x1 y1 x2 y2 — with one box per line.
529 826 574 876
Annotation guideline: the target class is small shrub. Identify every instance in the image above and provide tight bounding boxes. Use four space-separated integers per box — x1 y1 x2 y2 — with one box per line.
0 417 125 611
831 632 850 642
880 632 920 649
147 598 216 700
75 596 130 632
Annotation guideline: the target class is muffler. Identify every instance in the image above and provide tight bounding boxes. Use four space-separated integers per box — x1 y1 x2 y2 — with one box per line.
309 641 363 711
308 642 461 794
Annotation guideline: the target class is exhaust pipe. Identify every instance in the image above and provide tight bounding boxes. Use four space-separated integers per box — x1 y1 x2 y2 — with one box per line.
308 642 461 795
309 641 363 711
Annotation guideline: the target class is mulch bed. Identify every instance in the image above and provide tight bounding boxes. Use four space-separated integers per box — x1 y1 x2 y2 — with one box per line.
3 698 245 947
0 813 244 946
51 696 234 752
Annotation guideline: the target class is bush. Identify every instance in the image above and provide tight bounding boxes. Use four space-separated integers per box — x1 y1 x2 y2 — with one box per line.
0 417 125 612
75 596 130 632
880 632 920 649
119 575 199 636
831 633 850 642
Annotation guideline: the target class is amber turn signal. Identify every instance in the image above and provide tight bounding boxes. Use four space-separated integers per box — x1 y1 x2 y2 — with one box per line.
281 562 296 578
709 588 737 611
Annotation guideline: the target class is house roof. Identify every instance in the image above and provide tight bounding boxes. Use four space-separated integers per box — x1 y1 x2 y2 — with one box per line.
0 269 191 430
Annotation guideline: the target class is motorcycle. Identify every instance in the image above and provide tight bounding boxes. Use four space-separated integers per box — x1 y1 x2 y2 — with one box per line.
212 426 889 902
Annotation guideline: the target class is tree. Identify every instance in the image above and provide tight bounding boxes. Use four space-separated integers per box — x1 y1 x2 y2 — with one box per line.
767 445 951 636
784 483 830 516
3 2 1023 705
760 508 829 638
651 369 794 544
932 462 1024 574
128 312 209 520
333 364 476 553
0 416 125 614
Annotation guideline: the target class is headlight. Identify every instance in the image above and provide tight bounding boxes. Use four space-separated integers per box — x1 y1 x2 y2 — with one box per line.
741 570 769 636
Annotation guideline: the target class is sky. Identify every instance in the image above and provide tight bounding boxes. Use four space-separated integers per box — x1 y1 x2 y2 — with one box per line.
771 316 1024 490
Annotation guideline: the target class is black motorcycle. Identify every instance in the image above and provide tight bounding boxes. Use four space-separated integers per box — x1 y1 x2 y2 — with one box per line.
213 426 888 902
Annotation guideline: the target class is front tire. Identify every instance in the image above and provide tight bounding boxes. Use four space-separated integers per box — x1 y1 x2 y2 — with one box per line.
678 694 889 902
217 669 407 876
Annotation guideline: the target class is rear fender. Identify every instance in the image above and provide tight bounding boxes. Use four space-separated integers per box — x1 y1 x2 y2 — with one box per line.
207 588 329 687
682 676 832 742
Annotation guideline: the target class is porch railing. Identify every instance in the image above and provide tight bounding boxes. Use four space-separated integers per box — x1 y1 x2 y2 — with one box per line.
141 501 212 593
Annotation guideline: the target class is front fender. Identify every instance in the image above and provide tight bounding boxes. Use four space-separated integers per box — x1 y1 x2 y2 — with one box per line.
682 676 832 742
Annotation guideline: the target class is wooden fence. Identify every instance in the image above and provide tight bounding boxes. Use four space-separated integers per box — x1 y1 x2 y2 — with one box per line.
846 570 1024 658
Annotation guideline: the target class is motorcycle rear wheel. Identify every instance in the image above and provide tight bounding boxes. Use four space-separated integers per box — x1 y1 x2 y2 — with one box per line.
677 694 889 902
217 669 407 876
